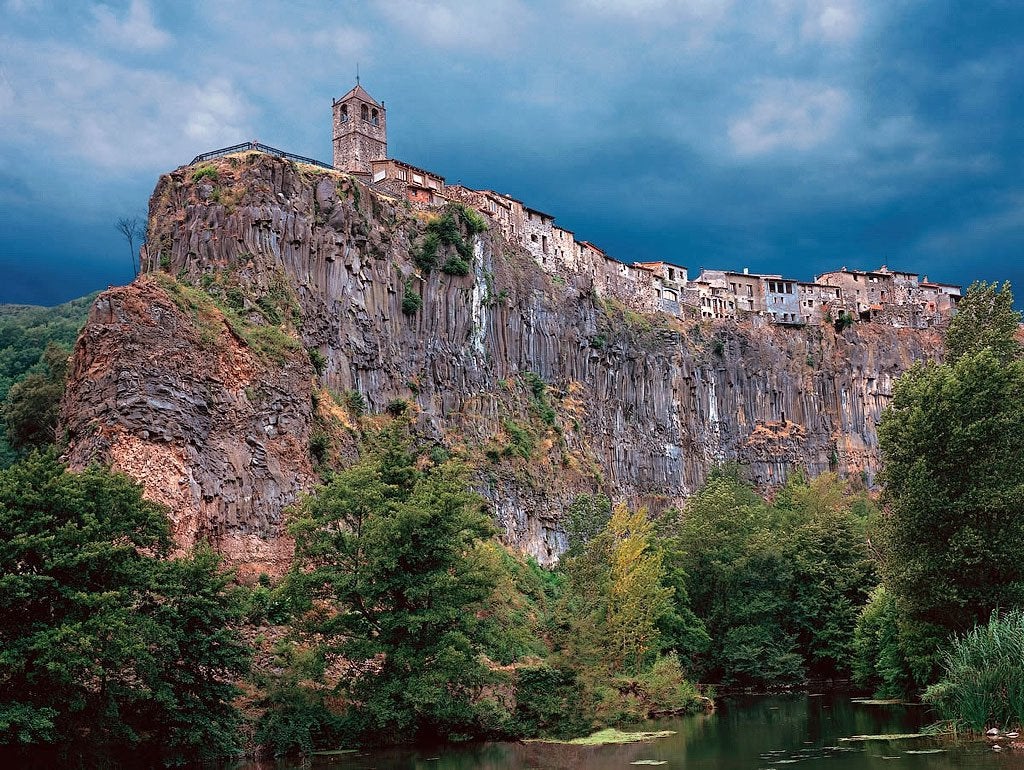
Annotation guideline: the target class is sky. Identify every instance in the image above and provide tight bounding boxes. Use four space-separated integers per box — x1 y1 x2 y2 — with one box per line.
1 0 1023 305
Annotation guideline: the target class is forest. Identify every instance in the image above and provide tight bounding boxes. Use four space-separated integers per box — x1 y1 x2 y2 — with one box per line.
0 281 1022 763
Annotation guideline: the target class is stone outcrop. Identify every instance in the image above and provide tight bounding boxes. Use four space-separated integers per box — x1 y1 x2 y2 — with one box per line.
60 152 944 572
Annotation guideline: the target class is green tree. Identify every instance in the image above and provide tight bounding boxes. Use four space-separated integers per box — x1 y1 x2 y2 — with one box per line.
0 293 94 466
673 468 802 686
776 473 877 678
944 280 1021 364
0 453 249 762
287 423 505 743
876 281 1024 690
3 342 69 454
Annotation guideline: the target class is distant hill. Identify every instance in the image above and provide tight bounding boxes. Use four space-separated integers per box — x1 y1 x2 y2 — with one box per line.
0 292 97 465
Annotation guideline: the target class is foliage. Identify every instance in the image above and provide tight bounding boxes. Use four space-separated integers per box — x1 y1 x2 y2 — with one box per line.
835 311 855 331
944 280 1021 364
562 493 612 557
0 294 94 466
851 586 915 698
254 643 342 756
308 348 326 376
2 343 69 456
412 205 482 275
877 326 1024 687
385 398 410 417
342 389 366 417
0 453 249 762
402 280 423 315
192 165 219 182
509 664 591 739
441 255 471 276
558 504 673 679
923 609 1024 732
522 371 557 427
287 422 506 743
673 468 876 686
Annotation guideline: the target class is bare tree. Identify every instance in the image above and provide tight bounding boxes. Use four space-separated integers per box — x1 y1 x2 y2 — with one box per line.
115 216 145 277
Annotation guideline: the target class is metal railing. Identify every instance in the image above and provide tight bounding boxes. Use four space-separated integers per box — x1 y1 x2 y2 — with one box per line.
189 141 335 170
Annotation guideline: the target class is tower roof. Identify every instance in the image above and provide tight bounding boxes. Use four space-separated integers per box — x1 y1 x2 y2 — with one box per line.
336 83 381 107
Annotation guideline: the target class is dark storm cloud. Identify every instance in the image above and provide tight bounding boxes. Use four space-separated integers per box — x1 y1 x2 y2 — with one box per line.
0 0 1021 304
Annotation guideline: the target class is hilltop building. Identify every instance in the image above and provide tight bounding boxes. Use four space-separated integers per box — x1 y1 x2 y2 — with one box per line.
324 81 960 330
188 81 964 333
332 82 446 205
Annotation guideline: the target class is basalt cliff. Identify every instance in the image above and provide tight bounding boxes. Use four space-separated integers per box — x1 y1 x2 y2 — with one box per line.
59 153 943 575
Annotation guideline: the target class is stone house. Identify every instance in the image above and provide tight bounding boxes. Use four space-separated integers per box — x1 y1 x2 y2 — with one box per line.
763 276 802 324
370 158 445 205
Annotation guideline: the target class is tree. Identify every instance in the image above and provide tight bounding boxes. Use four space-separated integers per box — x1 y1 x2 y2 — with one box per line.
0 453 249 762
287 423 505 743
944 280 1021 364
2 342 70 455
876 281 1024 689
116 216 145 277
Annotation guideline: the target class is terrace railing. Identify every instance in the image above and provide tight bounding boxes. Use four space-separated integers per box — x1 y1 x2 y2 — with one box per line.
189 141 334 170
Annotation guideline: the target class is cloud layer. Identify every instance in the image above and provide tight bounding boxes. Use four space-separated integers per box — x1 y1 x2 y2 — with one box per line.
1 0 1022 304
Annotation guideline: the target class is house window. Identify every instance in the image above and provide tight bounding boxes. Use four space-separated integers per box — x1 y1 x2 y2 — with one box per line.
340 104 349 122
361 104 369 121
371 108 379 126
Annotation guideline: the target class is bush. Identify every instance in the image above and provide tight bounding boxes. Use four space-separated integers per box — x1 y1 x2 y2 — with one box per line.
385 398 409 417
402 281 423 315
442 256 471 276
924 609 1024 732
192 165 219 182
343 390 366 417
308 349 326 376
511 665 590 739
309 430 329 464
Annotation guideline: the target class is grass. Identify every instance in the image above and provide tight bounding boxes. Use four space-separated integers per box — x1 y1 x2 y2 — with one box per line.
151 272 300 365
923 609 1024 732
528 728 676 746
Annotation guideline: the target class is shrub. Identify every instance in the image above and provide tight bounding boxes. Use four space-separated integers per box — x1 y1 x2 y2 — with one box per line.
309 430 329 464
442 256 471 276
511 665 590 739
402 280 423 314
192 165 219 182
308 349 326 376
343 390 366 417
835 311 855 331
385 398 409 417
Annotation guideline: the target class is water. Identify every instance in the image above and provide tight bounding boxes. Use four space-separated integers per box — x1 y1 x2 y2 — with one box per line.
239 694 1017 770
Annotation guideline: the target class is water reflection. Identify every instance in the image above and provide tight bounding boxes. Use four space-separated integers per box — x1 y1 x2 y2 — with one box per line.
237 693 1017 770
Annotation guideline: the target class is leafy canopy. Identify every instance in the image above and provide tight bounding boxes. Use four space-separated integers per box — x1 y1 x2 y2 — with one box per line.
873 280 1024 691
287 422 504 743
0 452 249 762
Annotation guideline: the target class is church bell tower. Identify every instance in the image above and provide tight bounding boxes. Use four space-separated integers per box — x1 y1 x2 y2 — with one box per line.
332 81 387 174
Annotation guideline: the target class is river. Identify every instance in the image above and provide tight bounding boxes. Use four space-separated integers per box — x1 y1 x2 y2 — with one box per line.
237 693 1017 769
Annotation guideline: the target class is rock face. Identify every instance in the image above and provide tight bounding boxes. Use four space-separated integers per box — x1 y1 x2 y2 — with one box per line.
60 153 944 571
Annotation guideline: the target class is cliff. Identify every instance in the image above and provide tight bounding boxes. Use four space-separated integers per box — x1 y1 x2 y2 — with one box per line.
60 152 943 574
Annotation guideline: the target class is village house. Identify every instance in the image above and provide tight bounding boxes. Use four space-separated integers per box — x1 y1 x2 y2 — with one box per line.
324 82 961 330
